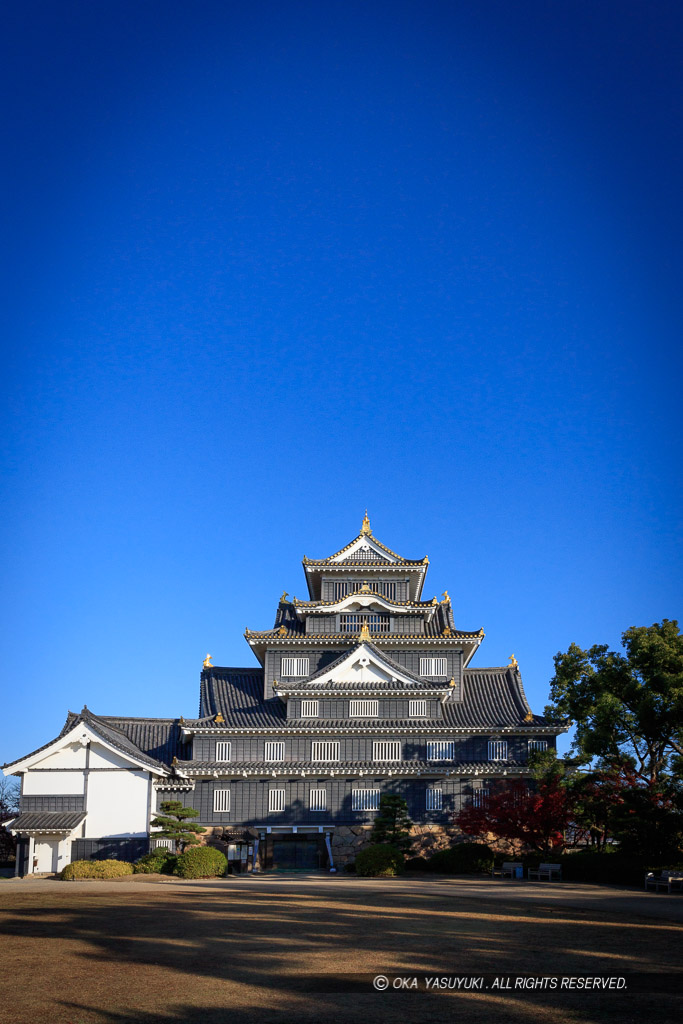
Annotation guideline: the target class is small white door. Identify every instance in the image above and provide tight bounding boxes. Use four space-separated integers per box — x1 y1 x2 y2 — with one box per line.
33 839 59 873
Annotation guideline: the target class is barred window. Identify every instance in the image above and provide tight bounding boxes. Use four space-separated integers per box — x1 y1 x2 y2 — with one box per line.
427 741 455 761
472 788 490 808
281 657 309 677
488 740 508 761
311 741 340 762
339 613 390 633
528 739 548 753
309 788 327 811
301 700 319 718
215 741 231 762
409 700 428 718
264 741 285 762
333 581 351 600
420 657 447 676
214 789 231 813
426 788 443 811
268 789 286 812
352 788 380 811
372 741 401 761
349 700 379 717
152 838 173 850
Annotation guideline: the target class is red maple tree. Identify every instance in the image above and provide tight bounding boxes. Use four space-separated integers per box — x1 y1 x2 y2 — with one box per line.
456 776 573 857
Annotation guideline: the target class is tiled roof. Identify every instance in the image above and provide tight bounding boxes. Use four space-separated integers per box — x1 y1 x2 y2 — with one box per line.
246 625 482 641
198 667 284 727
303 529 419 564
174 759 527 774
57 709 175 772
9 811 86 832
195 662 560 731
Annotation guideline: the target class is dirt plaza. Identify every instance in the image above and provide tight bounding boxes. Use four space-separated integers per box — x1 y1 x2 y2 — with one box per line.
0 873 681 1024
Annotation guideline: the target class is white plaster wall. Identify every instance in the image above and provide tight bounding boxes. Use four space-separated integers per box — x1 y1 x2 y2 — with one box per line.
35 744 87 769
85 771 150 837
89 743 139 769
23 770 85 795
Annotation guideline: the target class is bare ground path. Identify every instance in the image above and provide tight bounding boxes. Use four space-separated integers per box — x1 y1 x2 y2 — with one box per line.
0 874 681 1024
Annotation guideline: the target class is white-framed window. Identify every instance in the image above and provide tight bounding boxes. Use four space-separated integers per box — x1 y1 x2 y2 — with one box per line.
352 788 380 811
152 838 174 850
309 788 327 811
420 657 447 677
215 741 231 762
268 789 286 812
301 700 319 718
265 741 285 762
349 699 379 717
281 657 310 677
409 700 428 718
311 741 340 762
372 741 401 761
528 739 548 753
472 788 490 808
488 740 508 761
427 741 455 761
426 788 442 811
214 788 231 813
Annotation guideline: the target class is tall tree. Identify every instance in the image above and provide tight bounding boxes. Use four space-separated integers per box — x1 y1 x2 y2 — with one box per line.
545 620 683 786
150 801 206 853
371 794 413 854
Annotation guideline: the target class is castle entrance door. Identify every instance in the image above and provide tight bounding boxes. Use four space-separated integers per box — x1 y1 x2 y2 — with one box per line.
271 834 325 871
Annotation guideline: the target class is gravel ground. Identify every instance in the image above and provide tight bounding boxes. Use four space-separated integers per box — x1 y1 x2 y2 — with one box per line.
0 873 681 1024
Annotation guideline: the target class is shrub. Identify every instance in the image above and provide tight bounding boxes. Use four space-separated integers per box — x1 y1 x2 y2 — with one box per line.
134 849 178 875
174 845 228 879
427 842 494 874
405 856 429 872
354 844 404 877
60 859 134 880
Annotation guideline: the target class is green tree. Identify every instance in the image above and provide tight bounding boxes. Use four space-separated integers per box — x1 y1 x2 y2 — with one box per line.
150 801 206 853
371 794 413 855
545 620 683 787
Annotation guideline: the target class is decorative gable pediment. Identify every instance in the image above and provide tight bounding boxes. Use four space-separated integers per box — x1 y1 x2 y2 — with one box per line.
285 642 440 692
329 536 396 563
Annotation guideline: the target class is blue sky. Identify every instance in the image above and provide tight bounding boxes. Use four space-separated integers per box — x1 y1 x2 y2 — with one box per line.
2 1 681 765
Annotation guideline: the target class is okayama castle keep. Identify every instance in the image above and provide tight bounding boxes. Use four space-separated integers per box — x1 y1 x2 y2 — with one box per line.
3 515 567 875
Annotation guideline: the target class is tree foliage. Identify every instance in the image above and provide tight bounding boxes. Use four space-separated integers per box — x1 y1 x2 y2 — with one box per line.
456 757 574 857
370 794 413 854
150 801 206 852
546 620 683 786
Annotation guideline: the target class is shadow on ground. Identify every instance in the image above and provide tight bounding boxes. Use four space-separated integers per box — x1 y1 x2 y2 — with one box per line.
0 879 681 1024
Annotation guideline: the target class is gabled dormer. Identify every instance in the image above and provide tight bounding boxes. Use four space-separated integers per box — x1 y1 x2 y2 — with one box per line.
302 513 429 601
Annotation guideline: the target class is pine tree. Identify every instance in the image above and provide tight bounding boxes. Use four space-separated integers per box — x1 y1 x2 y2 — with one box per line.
150 801 206 853
371 794 413 854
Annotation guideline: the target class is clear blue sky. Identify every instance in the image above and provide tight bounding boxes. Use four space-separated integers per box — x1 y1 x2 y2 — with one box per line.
2 1 681 765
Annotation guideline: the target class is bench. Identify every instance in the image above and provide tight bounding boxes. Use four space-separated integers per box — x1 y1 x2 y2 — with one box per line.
528 863 562 882
645 871 683 894
501 862 524 879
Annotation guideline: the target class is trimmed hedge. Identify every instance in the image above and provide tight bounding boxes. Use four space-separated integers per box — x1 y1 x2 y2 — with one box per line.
354 844 404 877
174 845 228 879
134 849 178 875
427 843 494 874
405 856 429 872
60 859 134 880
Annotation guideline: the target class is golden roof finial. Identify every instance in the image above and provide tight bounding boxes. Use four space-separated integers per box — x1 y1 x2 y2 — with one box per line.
361 510 372 536
279 625 287 636
442 590 450 602
359 620 371 641
509 653 518 668
280 591 289 603
359 582 371 593
448 678 456 688
524 710 534 722
214 712 225 724
203 653 214 668
442 626 452 637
